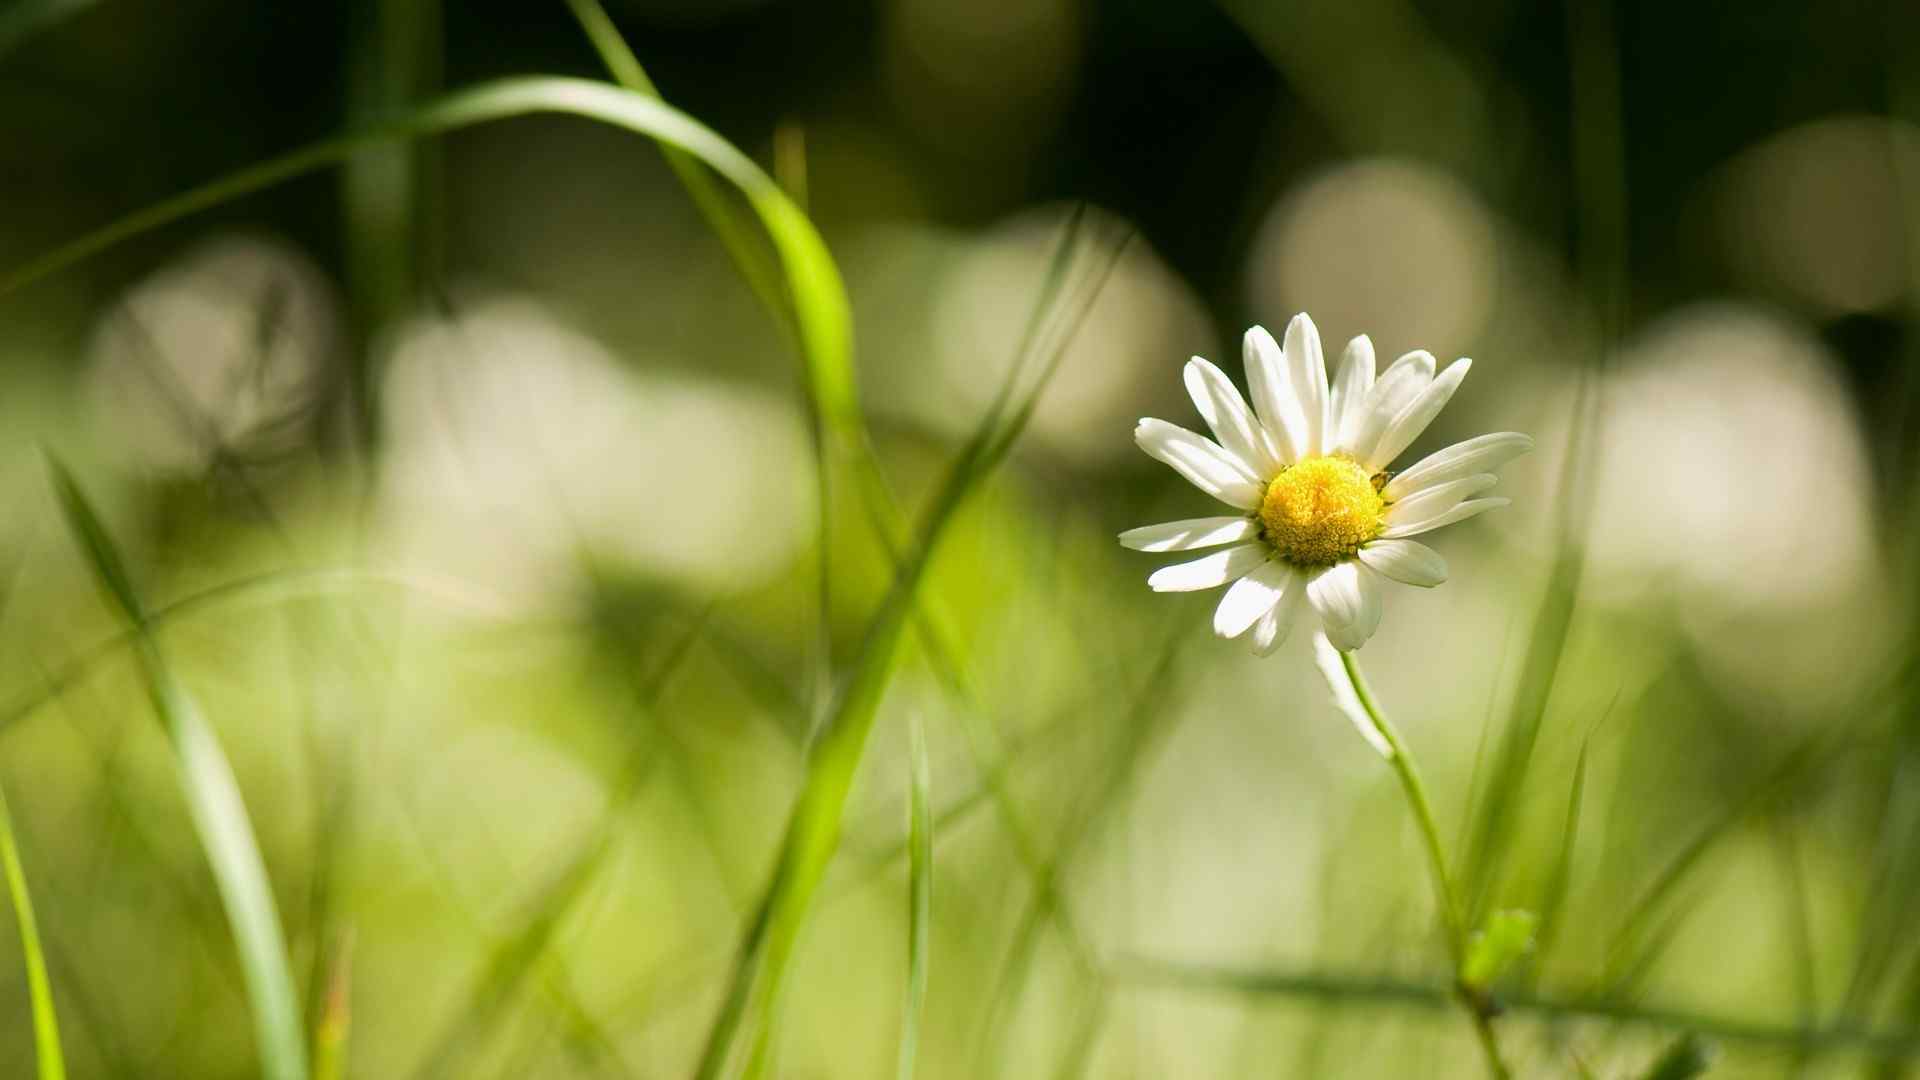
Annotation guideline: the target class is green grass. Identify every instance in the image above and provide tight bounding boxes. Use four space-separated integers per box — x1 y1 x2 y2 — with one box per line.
47 456 308 1080
0 779 65 1080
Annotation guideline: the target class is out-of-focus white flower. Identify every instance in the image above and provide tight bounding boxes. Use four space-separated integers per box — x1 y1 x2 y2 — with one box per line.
1120 313 1531 653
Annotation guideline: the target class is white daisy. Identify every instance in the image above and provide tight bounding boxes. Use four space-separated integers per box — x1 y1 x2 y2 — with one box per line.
1121 313 1531 654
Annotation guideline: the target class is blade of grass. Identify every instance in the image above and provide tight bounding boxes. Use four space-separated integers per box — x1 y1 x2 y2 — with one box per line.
1462 0 1627 920
1600 732 1833 993
692 220 1129 1080
45 456 309 1080
341 0 443 450
1528 738 1590 985
0 780 65 1080
554 24 1119 1002
0 77 856 463
897 711 932 1080
560 0 791 330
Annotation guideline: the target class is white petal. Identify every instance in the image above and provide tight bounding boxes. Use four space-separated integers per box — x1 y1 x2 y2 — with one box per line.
1328 334 1376 451
1368 357 1473 470
1383 474 1498 527
1243 326 1307 464
1184 357 1282 478
1251 587 1304 656
1283 313 1330 457
1118 516 1259 552
1306 561 1383 652
1382 432 1535 501
1312 632 1393 758
1148 543 1270 592
1135 418 1265 509
1357 539 1448 587
1338 349 1435 462
1380 497 1511 539
1213 559 1300 639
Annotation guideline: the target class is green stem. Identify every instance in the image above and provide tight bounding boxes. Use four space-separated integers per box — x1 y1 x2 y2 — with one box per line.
1338 651 1509 1080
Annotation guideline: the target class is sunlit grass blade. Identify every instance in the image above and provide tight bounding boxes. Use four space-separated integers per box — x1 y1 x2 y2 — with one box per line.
45 456 309 1080
692 220 1129 1080
0 780 65 1080
896 711 932 1080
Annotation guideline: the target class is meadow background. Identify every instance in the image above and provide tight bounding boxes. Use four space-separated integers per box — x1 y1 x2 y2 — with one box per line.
0 0 1916 1076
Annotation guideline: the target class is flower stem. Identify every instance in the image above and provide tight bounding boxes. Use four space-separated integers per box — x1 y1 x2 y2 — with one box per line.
1338 650 1511 1080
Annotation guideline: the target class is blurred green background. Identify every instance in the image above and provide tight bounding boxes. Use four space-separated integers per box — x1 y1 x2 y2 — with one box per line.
0 0 1918 1076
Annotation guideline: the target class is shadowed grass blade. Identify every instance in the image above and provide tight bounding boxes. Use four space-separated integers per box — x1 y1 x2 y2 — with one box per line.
1123 960 1920 1060
897 711 932 1080
1640 1033 1713 1080
46 456 308 1080
0 781 65 1080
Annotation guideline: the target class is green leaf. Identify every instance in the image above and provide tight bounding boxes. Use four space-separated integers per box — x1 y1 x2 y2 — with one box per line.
46 458 308 1080
1461 909 1537 991
0 781 65 1080
1640 1032 1714 1080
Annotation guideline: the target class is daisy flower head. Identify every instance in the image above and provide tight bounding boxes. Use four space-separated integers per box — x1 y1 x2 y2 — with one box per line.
1120 313 1531 654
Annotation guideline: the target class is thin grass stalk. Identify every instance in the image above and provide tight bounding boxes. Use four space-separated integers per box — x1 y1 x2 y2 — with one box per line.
896 711 932 1080
693 220 1129 1080
1462 0 1627 917
0 780 65 1080
46 458 309 1080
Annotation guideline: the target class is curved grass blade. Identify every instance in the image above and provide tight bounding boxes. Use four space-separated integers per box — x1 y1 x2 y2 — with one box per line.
45 456 308 1080
897 711 932 1080
0 781 65 1080
560 0 791 330
0 76 858 459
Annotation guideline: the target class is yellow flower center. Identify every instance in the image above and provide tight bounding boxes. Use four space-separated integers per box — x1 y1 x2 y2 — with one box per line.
1258 456 1387 566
